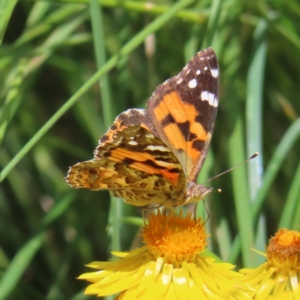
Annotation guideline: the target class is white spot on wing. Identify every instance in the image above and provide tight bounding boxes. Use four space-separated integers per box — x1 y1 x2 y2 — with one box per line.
196 70 201 75
136 109 145 115
146 145 171 152
211 68 219 78
155 160 179 168
204 66 208 71
145 133 155 139
128 140 138 146
176 78 183 84
201 91 218 107
188 78 197 89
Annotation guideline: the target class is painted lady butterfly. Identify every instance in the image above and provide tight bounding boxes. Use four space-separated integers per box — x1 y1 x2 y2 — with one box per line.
66 48 219 208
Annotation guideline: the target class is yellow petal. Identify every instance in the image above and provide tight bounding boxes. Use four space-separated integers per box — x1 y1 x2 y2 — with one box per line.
255 279 275 300
272 275 287 298
135 258 163 295
85 274 135 296
87 259 148 296
163 282 178 300
187 277 207 299
140 273 165 300
118 284 139 300
192 263 221 295
188 263 207 291
161 263 173 285
240 263 269 283
172 268 189 300
137 263 173 300
111 251 129 258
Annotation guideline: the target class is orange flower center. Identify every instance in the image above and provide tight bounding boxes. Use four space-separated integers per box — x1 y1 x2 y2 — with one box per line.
267 228 300 271
142 210 207 267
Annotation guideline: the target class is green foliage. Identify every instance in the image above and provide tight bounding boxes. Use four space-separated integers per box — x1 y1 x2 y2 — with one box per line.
1 0 300 298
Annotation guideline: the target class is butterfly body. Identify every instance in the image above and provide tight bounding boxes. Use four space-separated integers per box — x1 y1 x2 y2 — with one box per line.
66 48 219 208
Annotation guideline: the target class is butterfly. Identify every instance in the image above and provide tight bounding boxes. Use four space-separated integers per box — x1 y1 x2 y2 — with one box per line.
65 48 219 208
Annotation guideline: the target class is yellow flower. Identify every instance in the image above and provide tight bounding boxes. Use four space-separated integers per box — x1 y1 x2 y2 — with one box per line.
240 228 300 299
79 210 252 299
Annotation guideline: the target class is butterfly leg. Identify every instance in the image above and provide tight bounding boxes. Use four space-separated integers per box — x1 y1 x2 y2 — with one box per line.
159 207 176 237
193 201 210 224
193 204 198 222
142 205 164 225
164 207 175 222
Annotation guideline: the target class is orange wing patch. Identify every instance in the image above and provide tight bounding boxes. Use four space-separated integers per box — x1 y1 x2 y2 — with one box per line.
153 91 208 151
149 91 209 179
154 91 197 124
107 147 181 186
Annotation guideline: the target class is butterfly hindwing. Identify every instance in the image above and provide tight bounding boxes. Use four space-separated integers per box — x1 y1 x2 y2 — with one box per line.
67 159 181 206
66 115 186 206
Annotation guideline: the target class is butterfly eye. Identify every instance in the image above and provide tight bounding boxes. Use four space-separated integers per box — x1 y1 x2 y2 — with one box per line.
189 185 201 199
190 185 212 201
195 189 203 199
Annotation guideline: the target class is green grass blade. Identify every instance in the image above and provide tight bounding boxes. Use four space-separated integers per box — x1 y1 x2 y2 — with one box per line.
42 0 206 23
252 118 300 218
0 232 45 300
14 5 85 47
246 19 268 265
26 2 51 27
279 160 300 229
0 0 17 44
90 0 113 125
275 23 300 50
228 114 254 267
246 20 267 198
0 193 75 299
89 0 121 253
203 0 221 47
230 118 300 262
291 166 300 230
0 58 27 145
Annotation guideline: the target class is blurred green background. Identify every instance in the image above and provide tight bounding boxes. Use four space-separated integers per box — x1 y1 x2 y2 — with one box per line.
1 0 300 299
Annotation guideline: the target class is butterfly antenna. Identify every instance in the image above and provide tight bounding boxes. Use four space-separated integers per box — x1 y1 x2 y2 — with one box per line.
204 152 259 183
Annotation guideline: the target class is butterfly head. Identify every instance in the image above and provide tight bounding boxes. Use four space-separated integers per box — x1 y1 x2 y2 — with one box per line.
185 181 213 205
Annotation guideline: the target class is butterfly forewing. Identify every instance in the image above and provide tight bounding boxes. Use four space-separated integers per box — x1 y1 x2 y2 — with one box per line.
147 48 219 181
